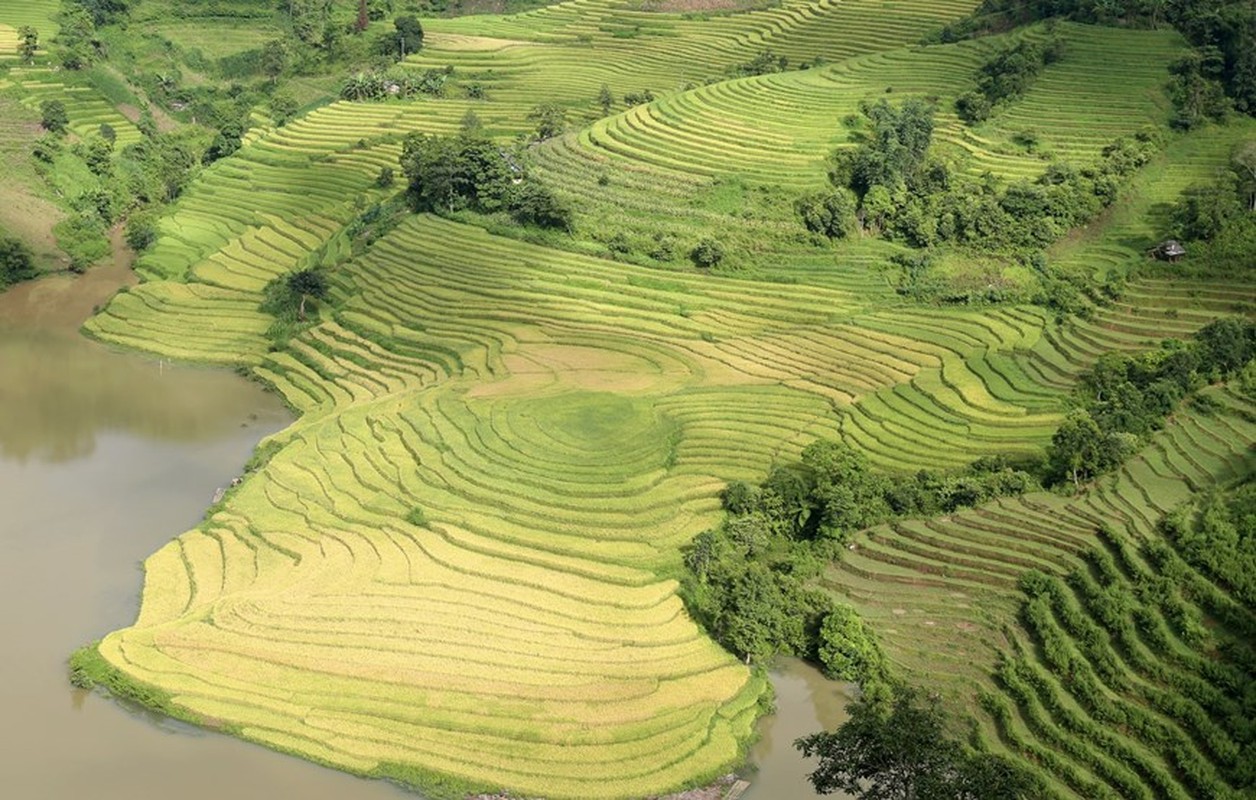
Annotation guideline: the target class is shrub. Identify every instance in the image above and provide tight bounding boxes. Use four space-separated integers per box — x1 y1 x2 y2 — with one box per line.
0 235 38 287
690 237 724 268
795 189 857 239
506 182 572 231
124 212 158 252
40 100 69 135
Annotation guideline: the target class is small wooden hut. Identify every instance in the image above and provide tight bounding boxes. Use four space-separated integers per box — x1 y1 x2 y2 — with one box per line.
1154 240 1186 263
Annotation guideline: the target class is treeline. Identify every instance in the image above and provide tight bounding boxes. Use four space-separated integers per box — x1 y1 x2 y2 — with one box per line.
339 65 450 101
681 440 1035 682
1170 140 1256 274
1047 317 1256 488
945 1 1256 127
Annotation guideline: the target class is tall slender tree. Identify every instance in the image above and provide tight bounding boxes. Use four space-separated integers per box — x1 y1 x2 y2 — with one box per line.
17 26 38 64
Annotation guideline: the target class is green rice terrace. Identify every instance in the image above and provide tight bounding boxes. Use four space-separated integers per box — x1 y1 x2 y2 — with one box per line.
3 0 1255 798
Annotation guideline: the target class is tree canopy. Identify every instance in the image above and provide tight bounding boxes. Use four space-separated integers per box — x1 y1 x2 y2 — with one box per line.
0 235 38 288
796 688 1039 799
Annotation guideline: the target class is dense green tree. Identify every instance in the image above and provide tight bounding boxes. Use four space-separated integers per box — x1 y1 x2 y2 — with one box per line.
803 440 892 541
527 103 566 141
690 237 725 268
1168 47 1230 129
1174 176 1244 240
53 3 97 70
734 49 788 76
830 99 935 197
378 15 424 60
268 92 299 126
284 0 333 46
287 268 328 321
17 26 38 64
1048 409 1108 489
957 39 1060 124
72 0 128 26
40 100 69 135
796 688 1038 799
202 121 244 165
506 181 572 230
401 132 570 230
84 136 114 177
123 212 157 252
623 89 654 106
401 132 463 212
598 84 614 115
119 132 200 203
0 235 38 288
1234 140 1256 211
817 604 883 681
259 38 290 83
795 190 857 239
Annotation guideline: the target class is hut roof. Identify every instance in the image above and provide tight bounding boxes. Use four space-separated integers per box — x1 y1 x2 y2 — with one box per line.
1159 240 1186 257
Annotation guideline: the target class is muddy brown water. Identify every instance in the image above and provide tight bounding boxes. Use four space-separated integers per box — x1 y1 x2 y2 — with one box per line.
742 659 858 800
0 250 849 799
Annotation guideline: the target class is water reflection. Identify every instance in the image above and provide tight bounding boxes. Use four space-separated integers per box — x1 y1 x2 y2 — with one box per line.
0 245 273 462
0 330 277 462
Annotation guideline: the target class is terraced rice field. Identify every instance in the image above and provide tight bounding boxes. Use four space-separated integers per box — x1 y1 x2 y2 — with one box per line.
413 0 981 109
825 387 1256 799
54 0 1256 796
0 0 56 60
7 67 143 146
87 194 1106 795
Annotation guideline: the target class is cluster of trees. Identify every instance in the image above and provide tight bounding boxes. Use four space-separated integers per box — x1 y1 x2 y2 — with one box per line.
798 688 1041 799
1170 140 1256 273
1047 318 1256 488
956 37 1064 124
959 1 1256 126
400 131 572 230
32 99 206 265
339 66 450 100
682 440 1034 671
800 99 1158 257
0 235 38 289
52 0 107 70
593 86 655 116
